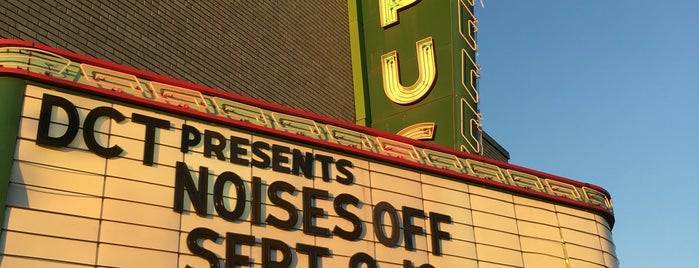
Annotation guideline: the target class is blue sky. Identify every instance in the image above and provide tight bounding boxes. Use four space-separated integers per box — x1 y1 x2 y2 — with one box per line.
475 1 699 267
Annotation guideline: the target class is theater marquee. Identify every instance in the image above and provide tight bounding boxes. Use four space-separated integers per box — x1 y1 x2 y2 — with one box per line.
0 41 616 267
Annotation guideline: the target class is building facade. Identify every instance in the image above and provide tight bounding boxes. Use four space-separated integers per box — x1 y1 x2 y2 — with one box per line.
0 1 616 267
1 0 355 121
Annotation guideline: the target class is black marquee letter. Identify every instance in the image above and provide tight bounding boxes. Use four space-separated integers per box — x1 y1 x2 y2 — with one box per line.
187 227 220 268
251 176 264 225
291 149 314 179
403 260 435 268
314 154 334 182
333 193 363 241
226 232 255 268
131 113 170 166
302 187 330 237
214 171 247 222
261 238 292 268
251 141 271 168
36 94 79 147
266 181 298 230
349 253 377 268
372 202 401 247
204 129 227 161
174 162 209 216
402 206 426 251
429 212 452 256
271 144 291 174
296 243 330 268
83 106 126 158
181 124 201 153
335 158 355 185
229 136 250 166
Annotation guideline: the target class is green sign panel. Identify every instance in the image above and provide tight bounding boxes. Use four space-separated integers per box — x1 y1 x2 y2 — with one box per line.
350 0 482 154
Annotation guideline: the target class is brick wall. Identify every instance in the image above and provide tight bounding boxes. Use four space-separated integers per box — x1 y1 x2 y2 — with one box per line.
0 0 355 121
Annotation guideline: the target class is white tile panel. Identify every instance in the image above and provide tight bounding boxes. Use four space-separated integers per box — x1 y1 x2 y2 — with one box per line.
514 204 558 226
562 227 603 249
477 262 522 268
7 183 102 218
103 177 172 207
99 221 180 252
522 253 566 268
596 220 613 241
251 224 315 248
474 227 521 251
604 252 620 268
421 174 470 195
96 243 177 268
369 162 420 182
516 221 560 241
519 236 564 258
105 157 175 187
0 255 94 267
0 231 97 265
100 199 180 230
436 238 477 259
568 258 607 268
4 207 99 241
11 161 104 196
469 185 513 203
599 236 616 255
374 242 428 266
512 195 556 211
370 171 422 199
557 212 598 234
470 195 514 217
595 214 612 230
370 188 423 210
421 183 470 209
555 204 596 219
15 139 106 175
422 200 474 233
427 254 478 268
566 244 606 266
475 244 523 267
471 211 517 234
315 235 374 258
179 212 252 238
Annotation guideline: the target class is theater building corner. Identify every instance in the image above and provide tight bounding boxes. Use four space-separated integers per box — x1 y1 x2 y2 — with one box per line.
0 1 617 268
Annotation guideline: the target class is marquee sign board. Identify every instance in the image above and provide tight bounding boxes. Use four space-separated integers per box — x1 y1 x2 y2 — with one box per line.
0 40 616 267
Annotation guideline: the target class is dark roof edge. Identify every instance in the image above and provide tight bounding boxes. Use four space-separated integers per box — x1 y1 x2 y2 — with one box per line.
483 131 510 160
